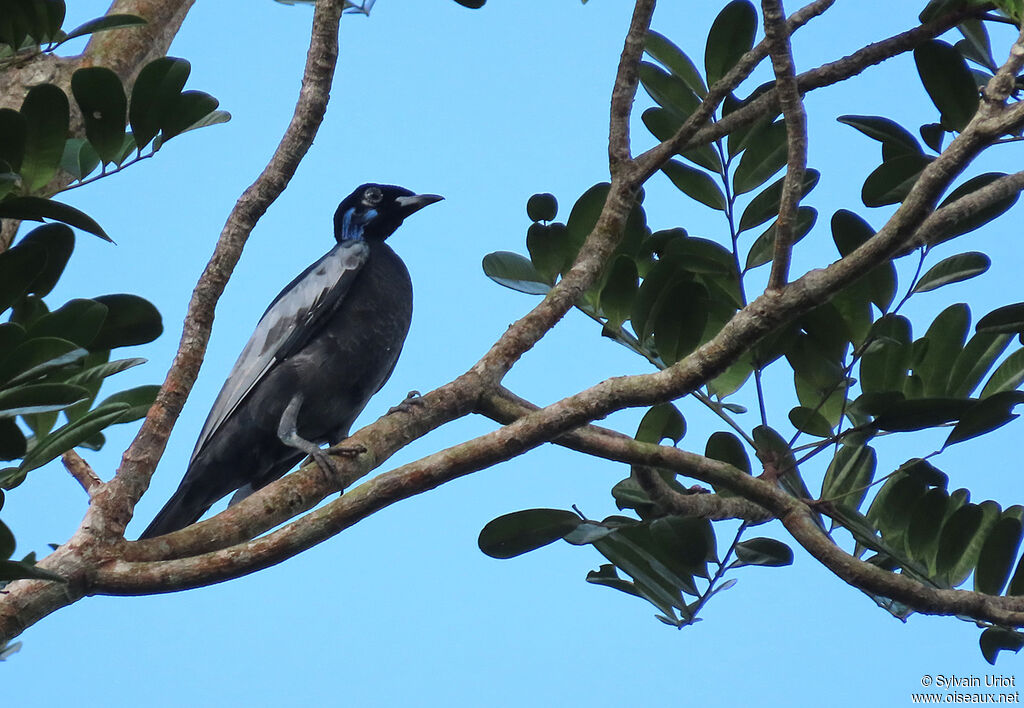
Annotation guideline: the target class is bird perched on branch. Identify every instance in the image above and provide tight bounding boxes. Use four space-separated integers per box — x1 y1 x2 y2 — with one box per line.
140 183 442 539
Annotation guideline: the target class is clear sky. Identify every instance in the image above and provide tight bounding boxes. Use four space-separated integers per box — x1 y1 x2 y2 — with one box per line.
5 1 1024 706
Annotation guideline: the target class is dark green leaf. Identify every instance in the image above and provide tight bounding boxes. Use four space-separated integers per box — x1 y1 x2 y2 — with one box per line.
704 0 757 87
129 57 191 150
920 123 945 153
0 239 45 312
0 108 26 171
477 508 580 559
732 537 793 567
19 83 69 192
980 350 1024 398
88 294 163 350
70 67 127 164
942 391 1024 446
915 40 979 131
947 331 1012 397
640 108 722 172
958 18 996 72
525 223 566 284
977 303 1024 335
650 515 716 568
788 406 832 437
95 384 159 423
59 14 146 43
564 183 610 269
526 193 557 222
860 315 912 393
872 397 973 432
15 223 75 297
0 337 87 385
837 115 922 156
937 501 1000 587
600 255 638 327
913 252 989 294
482 251 550 295
744 206 816 270
639 62 700 120
0 559 65 582
861 153 933 207
17 401 131 476
980 628 1024 665
661 159 725 210
651 280 708 364
0 419 26 461
929 173 1020 246
732 120 786 195
0 196 110 241
0 383 89 417
636 402 685 445
975 515 1023 595
160 90 219 141
59 137 101 181
821 444 876 511
738 169 819 232
645 31 707 98
28 298 107 347
914 304 970 398
705 431 751 475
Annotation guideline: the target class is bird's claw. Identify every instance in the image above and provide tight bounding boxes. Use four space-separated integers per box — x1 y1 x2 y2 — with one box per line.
387 390 425 416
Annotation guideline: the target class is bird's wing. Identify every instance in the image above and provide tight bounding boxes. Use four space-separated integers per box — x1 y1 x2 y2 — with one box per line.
189 240 371 461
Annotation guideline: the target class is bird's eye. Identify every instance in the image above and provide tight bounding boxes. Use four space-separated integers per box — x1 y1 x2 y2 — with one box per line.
363 186 383 205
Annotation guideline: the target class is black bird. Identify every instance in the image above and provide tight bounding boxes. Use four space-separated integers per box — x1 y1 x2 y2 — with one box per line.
140 184 442 539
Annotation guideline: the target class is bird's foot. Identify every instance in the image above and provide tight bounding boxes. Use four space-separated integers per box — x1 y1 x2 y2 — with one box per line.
387 390 425 416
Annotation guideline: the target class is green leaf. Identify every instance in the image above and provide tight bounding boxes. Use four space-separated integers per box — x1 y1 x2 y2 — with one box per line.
860 315 912 393
821 444 876 511
95 384 159 423
837 115 922 156
861 153 933 207
640 109 722 172
639 62 700 120
738 169 819 232
914 304 970 398
920 122 945 153
59 137 101 181
59 14 146 44
913 253 989 294
0 559 65 582
0 196 110 241
525 223 567 284
63 357 144 387
958 18 996 72
645 31 707 98
744 206 816 270
938 501 1001 587
564 183 610 269
788 406 832 437
704 0 757 88
731 537 793 568
977 303 1024 335
14 401 131 477
526 193 557 222
0 418 26 461
636 402 685 445
980 628 1024 665
160 90 219 142
830 209 896 312
871 397 973 432
651 280 708 364
0 383 89 418
28 298 107 347
592 524 698 613
732 119 786 195
0 108 26 171
975 515 1023 595
979 349 1024 398
19 83 69 192
477 508 582 559
15 223 75 297
0 337 87 385
915 40 979 131
661 159 725 210
88 294 163 350
650 515 716 568
482 251 550 295
70 67 127 164
947 331 1013 397
129 57 191 151
929 173 1021 246
599 255 638 327
705 431 751 475
0 241 45 313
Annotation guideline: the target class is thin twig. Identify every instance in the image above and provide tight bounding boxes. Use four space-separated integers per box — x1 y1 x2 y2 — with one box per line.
61 451 102 498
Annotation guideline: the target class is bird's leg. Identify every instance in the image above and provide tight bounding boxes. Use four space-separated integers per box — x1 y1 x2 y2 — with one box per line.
387 389 425 416
277 394 363 487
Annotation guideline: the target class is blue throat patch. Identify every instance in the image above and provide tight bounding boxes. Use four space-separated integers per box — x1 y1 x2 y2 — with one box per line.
340 207 378 241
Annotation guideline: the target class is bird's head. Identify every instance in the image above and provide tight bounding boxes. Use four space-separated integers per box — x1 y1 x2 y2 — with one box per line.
333 183 443 242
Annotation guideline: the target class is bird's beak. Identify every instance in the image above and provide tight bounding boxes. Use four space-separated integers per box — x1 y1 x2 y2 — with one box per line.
395 193 444 217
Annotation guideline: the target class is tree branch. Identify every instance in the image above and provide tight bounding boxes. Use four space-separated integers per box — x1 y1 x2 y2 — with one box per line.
762 0 813 290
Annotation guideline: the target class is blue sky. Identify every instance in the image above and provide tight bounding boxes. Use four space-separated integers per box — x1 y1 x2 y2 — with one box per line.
4 1 1024 705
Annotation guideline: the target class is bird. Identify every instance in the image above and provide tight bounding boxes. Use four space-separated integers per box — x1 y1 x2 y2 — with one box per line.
139 183 443 539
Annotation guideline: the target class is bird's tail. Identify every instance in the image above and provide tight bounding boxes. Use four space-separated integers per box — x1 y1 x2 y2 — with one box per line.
137 483 211 540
